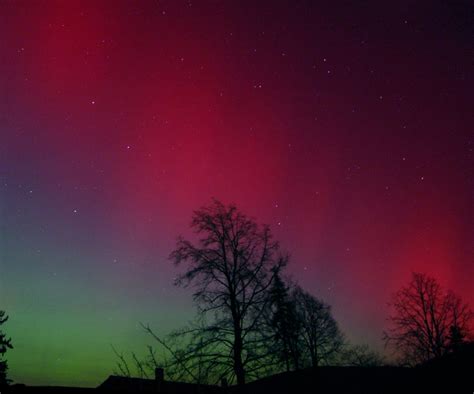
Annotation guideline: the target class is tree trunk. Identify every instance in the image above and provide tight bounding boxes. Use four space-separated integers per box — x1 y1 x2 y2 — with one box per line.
233 328 245 385
283 341 290 372
311 345 319 368
292 345 300 370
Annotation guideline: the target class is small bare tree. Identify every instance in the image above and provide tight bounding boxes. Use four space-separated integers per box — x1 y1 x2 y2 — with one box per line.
341 344 385 367
384 272 473 365
170 200 286 385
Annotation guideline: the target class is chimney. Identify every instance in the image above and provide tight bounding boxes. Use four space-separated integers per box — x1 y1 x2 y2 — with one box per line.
155 367 164 392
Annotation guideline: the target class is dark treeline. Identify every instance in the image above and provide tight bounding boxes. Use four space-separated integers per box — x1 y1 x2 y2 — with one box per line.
1 200 472 388
112 200 473 386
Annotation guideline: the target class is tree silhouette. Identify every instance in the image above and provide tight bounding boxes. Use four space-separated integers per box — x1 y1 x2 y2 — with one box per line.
292 286 344 367
170 200 286 385
341 344 385 367
266 273 302 371
0 310 13 388
383 272 473 365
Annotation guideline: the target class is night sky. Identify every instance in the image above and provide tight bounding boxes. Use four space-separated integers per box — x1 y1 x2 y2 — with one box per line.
1 0 473 387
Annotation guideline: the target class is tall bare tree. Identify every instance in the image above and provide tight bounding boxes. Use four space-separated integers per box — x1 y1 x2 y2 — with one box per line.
170 200 286 385
293 286 344 367
383 272 473 365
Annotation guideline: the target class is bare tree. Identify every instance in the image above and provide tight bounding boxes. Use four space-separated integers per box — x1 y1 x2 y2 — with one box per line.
170 200 286 385
383 272 473 365
292 286 344 367
142 321 226 384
